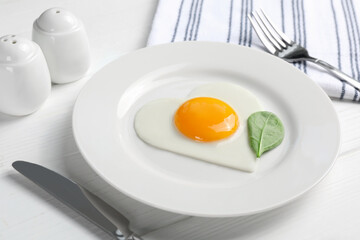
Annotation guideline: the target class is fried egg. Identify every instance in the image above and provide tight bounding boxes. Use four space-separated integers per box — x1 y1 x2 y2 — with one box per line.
134 82 263 172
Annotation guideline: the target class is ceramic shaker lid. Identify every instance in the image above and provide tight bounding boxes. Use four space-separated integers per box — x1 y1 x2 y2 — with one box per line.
0 35 39 64
34 8 81 33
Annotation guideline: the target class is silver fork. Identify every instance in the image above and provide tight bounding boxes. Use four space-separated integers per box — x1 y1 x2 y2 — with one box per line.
248 9 360 90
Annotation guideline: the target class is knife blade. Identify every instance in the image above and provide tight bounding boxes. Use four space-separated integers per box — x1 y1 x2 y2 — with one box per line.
12 161 142 240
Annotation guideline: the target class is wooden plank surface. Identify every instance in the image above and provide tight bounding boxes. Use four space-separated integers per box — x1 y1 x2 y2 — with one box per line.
1 0 360 239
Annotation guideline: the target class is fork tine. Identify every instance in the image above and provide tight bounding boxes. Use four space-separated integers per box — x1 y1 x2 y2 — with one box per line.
250 12 282 51
259 9 293 45
248 14 277 54
255 10 287 48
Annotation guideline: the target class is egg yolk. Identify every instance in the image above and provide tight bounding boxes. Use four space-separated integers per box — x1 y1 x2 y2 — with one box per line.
174 97 239 142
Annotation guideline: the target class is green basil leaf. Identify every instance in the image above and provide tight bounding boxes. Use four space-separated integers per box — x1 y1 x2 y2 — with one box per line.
247 111 284 158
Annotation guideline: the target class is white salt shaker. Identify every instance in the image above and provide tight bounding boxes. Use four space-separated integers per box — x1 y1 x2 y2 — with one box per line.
0 35 51 116
32 8 91 84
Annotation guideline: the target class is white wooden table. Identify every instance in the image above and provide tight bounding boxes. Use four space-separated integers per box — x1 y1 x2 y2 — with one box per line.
1 1 360 239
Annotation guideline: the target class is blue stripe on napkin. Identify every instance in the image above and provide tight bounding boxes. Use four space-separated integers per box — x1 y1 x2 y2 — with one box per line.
194 0 204 40
330 0 345 99
171 0 185 42
227 0 234 43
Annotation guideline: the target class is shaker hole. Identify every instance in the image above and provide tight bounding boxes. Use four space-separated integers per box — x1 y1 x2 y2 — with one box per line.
56 10 60 13
12 41 17 44
3 39 8 42
11 35 15 37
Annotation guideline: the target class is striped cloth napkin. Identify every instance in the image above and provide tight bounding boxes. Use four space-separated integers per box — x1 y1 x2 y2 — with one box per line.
147 0 360 101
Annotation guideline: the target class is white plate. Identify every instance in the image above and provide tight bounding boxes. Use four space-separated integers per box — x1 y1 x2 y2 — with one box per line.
73 42 340 217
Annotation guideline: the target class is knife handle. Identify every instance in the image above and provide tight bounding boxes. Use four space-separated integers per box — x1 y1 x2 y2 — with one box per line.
80 188 140 239
123 233 143 240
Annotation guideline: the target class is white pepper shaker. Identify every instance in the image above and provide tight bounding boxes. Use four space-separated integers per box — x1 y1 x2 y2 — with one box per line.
32 8 91 84
0 35 51 116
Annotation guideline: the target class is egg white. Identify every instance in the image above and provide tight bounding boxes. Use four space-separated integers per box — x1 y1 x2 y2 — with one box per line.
134 82 263 172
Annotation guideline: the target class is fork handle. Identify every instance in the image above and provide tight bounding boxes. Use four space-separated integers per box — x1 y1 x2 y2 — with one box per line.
308 58 360 90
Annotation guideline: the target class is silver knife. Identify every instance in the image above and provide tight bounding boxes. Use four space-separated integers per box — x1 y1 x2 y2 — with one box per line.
12 161 142 240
